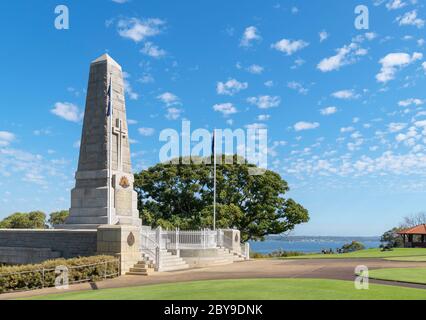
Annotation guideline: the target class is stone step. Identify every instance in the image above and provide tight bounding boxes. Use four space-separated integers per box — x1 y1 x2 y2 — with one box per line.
159 255 183 262
126 271 150 276
158 263 190 272
135 263 155 269
159 259 188 267
183 258 234 268
129 267 154 274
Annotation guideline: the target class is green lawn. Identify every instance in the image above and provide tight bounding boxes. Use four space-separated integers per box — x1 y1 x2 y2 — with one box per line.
385 256 426 262
285 248 426 259
366 268 426 285
25 279 426 300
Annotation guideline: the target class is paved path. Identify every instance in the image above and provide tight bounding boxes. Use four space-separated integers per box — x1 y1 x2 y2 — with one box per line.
2 258 426 300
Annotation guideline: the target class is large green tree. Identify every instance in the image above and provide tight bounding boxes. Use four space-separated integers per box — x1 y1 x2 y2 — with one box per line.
134 156 309 241
48 210 69 227
0 211 47 229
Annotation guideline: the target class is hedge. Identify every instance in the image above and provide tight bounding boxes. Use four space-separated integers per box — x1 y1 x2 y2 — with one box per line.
0 255 119 294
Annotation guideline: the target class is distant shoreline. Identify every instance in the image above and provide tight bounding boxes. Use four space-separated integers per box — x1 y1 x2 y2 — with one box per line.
250 236 381 254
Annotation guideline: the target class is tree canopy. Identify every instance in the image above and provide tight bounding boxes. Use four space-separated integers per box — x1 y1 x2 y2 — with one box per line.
380 228 404 248
48 210 69 227
134 156 309 241
0 210 70 229
0 211 47 229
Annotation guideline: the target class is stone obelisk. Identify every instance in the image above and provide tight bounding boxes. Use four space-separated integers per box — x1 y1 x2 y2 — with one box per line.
63 54 141 229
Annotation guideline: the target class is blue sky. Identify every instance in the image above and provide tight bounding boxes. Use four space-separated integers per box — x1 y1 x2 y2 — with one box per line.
0 0 425 236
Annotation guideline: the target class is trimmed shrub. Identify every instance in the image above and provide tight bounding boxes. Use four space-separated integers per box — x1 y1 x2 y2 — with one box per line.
340 241 365 253
0 255 119 294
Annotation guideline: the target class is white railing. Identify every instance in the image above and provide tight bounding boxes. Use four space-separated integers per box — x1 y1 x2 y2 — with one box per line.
160 228 222 250
140 231 161 270
241 242 250 260
140 228 250 269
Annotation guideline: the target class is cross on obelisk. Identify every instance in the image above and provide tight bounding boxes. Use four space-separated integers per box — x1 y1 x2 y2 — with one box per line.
112 119 128 171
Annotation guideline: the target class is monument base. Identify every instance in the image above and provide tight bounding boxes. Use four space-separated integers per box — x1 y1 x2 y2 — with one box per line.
96 225 141 275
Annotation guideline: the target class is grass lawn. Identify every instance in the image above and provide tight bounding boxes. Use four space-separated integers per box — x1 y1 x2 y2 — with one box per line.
385 256 426 262
366 268 426 285
285 248 426 259
25 278 426 300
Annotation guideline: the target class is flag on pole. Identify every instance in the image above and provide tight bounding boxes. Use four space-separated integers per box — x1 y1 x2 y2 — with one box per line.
211 130 215 155
106 77 113 117
107 74 113 225
212 130 216 230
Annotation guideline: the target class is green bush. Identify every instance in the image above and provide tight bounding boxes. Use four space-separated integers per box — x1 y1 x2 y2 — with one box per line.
0 255 119 294
340 241 365 253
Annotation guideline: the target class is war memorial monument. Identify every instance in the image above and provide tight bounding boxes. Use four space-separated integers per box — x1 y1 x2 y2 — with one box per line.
0 54 248 275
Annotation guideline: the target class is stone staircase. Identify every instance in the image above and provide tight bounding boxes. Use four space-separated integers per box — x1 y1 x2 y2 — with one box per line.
180 248 247 268
126 254 155 276
157 250 190 272
127 250 189 276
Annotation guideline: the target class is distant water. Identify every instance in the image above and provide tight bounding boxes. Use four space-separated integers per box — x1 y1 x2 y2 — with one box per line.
249 237 381 254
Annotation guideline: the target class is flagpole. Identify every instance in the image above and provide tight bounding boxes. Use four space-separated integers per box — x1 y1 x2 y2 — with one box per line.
108 72 113 225
213 129 217 231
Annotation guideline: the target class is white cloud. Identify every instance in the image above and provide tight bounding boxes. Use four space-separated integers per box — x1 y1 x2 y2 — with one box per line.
271 39 309 55
317 42 365 72
213 103 237 116
320 106 338 115
287 81 308 95
51 102 82 122
240 26 261 47
0 131 15 147
386 0 407 10
376 52 423 83
245 123 267 130
388 122 407 132
166 107 183 120
33 128 51 136
396 10 425 28
117 17 165 42
122 72 139 100
294 121 320 131
398 98 424 107
364 32 378 41
264 80 274 87
112 0 129 3
257 114 270 121
331 90 359 100
141 42 166 58
341 126 355 133
247 95 281 109
422 61 426 72
246 64 264 74
319 30 329 42
292 58 305 69
157 92 180 106
138 127 155 136
216 79 248 96
414 120 426 127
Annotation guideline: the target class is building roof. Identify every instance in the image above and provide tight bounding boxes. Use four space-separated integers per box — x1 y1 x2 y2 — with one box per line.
398 224 426 235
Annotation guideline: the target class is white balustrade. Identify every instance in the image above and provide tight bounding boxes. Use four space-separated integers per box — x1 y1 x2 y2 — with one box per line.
140 228 249 269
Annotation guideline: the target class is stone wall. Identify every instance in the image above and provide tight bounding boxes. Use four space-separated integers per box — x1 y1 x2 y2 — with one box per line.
0 229 97 264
